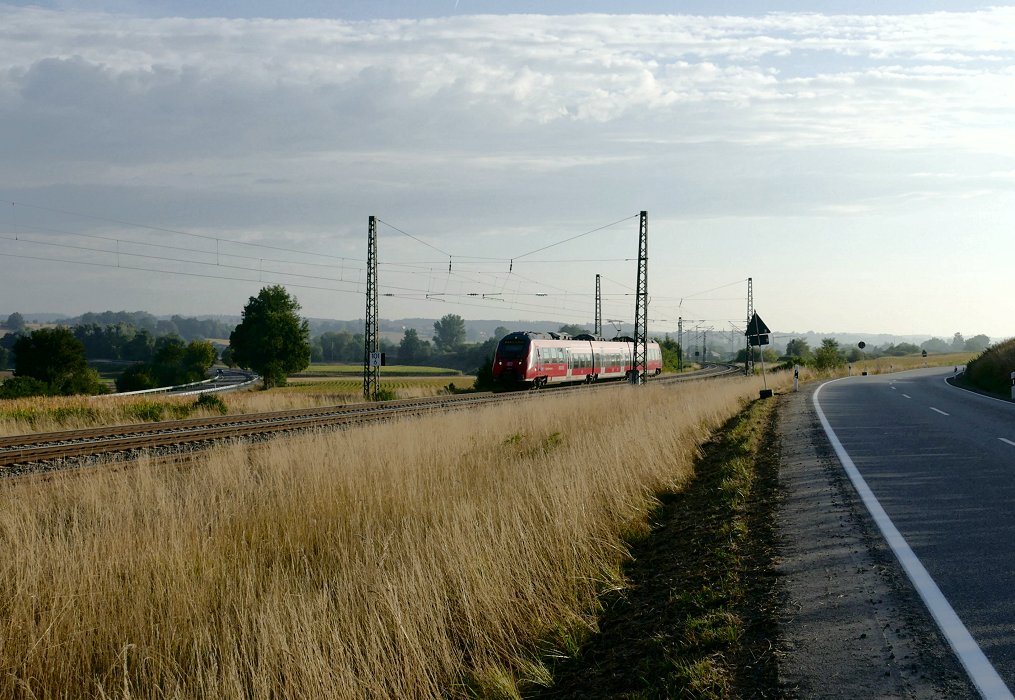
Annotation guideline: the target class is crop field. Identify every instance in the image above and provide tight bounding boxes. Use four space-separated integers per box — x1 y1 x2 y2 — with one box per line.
0 372 789 699
283 375 473 395
847 351 973 374
0 375 476 436
295 363 463 376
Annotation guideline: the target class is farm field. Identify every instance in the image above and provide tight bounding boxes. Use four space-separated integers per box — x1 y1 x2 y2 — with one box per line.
0 374 474 436
294 363 463 376
844 351 973 374
0 371 788 698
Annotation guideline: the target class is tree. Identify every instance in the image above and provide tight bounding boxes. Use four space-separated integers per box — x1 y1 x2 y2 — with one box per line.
785 338 812 360
655 335 682 372
117 338 216 391
951 332 965 352
4 312 25 332
965 334 991 353
814 338 845 370
882 342 920 356
920 337 950 354
559 324 588 337
12 327 105 395
398 328 430 364
0 376 49 399
229 285 311 388
493 326 511 341
433 314 466 352
183 340 217 379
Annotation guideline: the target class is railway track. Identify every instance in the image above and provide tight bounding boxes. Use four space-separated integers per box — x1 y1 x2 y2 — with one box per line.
0 365 741 478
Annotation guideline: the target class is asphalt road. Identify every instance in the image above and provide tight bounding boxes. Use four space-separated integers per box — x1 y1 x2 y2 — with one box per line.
815 367 1015 697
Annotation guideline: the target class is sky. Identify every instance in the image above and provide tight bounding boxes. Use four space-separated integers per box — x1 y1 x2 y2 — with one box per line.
1 1 1013 340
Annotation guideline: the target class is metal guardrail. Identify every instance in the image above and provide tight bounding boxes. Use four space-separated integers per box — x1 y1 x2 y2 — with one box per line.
112 371 259 397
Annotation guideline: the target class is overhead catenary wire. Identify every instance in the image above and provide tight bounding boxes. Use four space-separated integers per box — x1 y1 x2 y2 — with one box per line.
8 200 357 263
511 214 637 259
2 203 749 333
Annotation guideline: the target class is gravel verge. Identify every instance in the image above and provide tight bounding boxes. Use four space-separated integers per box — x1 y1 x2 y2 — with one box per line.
774 383 977 698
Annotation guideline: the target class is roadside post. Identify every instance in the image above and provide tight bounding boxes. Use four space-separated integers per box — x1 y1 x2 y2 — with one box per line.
793 364 799 392
1010 371 1015 401
746 311 773 399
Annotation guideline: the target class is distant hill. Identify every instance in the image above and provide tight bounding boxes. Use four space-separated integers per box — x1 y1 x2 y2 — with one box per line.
2 310 995 351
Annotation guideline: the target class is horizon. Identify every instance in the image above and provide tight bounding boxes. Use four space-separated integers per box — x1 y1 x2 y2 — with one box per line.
2 308 1000 346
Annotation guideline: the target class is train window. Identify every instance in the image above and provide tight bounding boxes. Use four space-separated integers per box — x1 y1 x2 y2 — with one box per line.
498 339 527 359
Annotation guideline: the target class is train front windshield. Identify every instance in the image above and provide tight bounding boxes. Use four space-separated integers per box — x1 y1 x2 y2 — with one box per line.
497 338 528 359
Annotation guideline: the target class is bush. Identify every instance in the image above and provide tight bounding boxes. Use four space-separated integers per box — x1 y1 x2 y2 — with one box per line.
194 393 228 415
373 387 397 401
51 406 100 423
125 401 166 422
0 376 51 399
473 357 494 391
964 338 1015 395
117 364 158 392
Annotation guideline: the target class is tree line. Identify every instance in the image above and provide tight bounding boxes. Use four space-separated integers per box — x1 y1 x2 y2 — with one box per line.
772 332 993 371
2 298 691 399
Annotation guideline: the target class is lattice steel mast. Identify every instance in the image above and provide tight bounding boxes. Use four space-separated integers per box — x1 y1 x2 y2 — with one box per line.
633 210 648 384
595 274 602 337
363 216 379 400
677 316 683 371
745 276 753 376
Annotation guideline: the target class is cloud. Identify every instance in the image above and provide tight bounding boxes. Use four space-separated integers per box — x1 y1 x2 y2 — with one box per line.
1 4 1014 331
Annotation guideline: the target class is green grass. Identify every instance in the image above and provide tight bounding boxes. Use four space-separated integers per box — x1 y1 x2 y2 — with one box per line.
529 395 779 698
278 375 476 396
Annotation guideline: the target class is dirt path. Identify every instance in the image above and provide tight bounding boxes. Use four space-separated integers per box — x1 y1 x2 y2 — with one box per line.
774 383 976 697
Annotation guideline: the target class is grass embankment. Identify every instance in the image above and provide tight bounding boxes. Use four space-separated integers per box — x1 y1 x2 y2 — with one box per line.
0 374 783 698
960 339 1015 396
531 392 780 698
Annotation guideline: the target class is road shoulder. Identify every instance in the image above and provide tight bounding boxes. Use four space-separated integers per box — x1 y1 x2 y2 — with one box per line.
774 383 976 698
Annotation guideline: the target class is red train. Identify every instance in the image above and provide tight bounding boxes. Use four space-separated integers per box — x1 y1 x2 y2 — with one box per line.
491 331 663 388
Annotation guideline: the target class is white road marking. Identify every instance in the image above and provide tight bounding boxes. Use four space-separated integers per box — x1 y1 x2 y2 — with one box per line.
930 407 950 416
1000 438 1015 448
902 394 912 399
814 380 1013 700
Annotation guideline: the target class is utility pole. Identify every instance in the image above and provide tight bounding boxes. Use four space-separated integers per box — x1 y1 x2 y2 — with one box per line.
745 276 753 376
595 273 602 338
363 216 379 400
677 316 683 371
632 210 648 384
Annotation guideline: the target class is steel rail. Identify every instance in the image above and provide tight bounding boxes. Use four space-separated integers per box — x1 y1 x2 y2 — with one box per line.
0 365 741 473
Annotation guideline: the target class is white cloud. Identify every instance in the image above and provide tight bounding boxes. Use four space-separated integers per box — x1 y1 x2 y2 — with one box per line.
1 4 1014 334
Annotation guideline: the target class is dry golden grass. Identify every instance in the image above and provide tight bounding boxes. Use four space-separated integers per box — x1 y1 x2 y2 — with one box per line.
0 394 213 437
848 351 973 375
0 373 785 699
0 377 470 437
